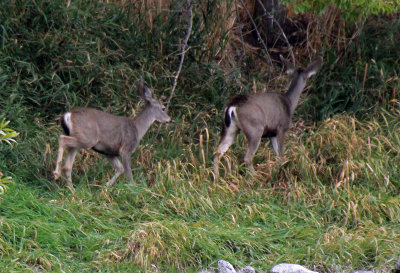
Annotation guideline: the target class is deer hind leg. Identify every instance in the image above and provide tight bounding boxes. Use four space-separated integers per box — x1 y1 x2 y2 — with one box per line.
119 147 135 183
63 147 78 187
105 156 124 187
53 135 66 180
53 135 94 183
213 125 239 178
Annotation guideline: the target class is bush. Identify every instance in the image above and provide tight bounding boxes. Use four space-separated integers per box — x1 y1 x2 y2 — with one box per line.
0 119 18 194
282 0 400 21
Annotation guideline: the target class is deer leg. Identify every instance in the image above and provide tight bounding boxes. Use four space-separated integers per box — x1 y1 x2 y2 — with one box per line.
53 135 94 183
53 135 66 180
243 135 262 173
271 137 280 157
105 156 124 187
276 130 286 157
63 147 78 187
213 125 239 178
120 152 133 183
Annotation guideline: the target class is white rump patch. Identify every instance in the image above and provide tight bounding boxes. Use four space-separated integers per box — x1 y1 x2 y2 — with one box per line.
64 112 72 131
228 106 237 123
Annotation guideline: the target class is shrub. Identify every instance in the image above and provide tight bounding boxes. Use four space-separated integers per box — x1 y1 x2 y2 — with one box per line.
0 119 18 194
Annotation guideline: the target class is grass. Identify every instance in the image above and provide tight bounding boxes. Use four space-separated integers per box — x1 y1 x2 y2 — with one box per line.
1 108 400 272
1 0 400 272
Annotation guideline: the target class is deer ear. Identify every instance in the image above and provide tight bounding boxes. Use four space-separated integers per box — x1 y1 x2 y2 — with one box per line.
136 81 156 102
136 80 145 95
305 56 323 78
280 54 295 75
143 86 156 102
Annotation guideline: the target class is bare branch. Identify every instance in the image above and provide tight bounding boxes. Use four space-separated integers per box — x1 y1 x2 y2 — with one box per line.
165 0 193 109
237 0 274 73
234 0 246 59
255 0 295 65
155 0 193 138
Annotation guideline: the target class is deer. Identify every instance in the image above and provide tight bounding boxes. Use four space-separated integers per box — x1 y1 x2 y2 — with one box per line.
213 55 323 178
52 81 171 188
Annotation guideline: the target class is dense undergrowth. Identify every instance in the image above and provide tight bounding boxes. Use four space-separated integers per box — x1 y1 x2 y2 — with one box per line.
1 0 400 272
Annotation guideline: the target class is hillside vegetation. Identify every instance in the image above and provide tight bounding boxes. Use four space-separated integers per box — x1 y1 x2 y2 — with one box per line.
0 0 400 272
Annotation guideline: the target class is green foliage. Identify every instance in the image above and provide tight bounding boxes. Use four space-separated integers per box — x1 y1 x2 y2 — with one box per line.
282 0 400 21
298 16 400 121
0 0 181 119
0 175 12 195
0 119 18 146
0 0 228 122
0 119 18 195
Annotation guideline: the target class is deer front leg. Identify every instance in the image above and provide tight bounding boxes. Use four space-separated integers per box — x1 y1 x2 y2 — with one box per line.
271 127 287 158
277 131 286 157
271 137 280 157
105 156 124 187
121 151 133 183
243 135 261 173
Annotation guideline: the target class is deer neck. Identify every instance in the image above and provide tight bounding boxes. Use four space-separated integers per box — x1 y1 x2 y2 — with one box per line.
131 104 155 140
284 74 307 115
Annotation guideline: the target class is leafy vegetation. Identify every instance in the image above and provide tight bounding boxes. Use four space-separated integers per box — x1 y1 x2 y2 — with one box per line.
0 119 18 195
282 0 400 20
0 0 400 272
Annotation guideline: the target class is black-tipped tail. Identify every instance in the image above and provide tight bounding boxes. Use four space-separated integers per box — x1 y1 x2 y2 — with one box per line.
224 107 232 128
221 94 247 138
60 115 70 136
224 94 248 128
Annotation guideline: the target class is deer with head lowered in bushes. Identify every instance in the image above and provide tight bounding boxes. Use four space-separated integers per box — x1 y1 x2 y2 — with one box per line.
53 81 171 188
213 55 323 178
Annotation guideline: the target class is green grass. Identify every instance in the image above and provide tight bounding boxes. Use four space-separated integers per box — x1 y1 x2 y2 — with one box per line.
1 0 400 272
1 109 400 272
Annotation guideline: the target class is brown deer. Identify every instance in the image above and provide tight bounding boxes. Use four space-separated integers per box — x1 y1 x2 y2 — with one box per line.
213 55 323 177
53 81 171 188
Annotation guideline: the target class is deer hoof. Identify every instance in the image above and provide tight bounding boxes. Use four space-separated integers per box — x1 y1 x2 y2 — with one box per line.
66 184 75 192
52 172 61 180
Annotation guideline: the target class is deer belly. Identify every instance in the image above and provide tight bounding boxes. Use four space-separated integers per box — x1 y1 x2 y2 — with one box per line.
262 127 277 138
92 143 119 156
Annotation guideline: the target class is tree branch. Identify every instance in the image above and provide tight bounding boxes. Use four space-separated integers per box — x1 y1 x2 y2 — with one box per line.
237 0 274 74
165 0 193 110
234 0 246 60
155 0 193 138
255 0 295 65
